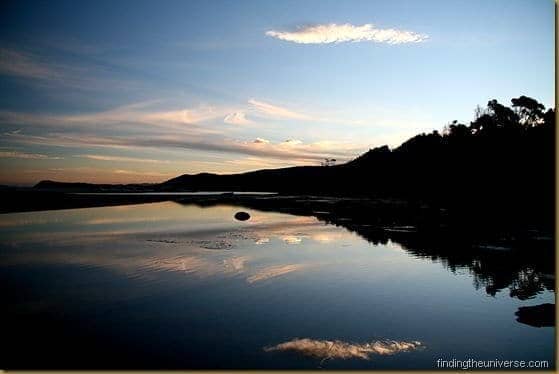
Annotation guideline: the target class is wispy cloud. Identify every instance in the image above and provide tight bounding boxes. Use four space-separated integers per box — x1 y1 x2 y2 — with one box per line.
112 169 174 177
12 166 176 184
140 106 226 126
76 154 169 164
266 23 428 45
224 111 254 125
247 98 368 127
221 156 296 171
1 98 425 172
0 48 61 80
0 150 62 160
0 102 227 134
5 130 363 164
248 99 312 120
61 102 226 128
0 99 372 160
264 338 423 360
0 47 140 91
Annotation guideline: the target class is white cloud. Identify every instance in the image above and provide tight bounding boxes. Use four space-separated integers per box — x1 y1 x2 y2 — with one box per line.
224 111 254 125
266 23 428 45
253 138 270 144
264 338 423 360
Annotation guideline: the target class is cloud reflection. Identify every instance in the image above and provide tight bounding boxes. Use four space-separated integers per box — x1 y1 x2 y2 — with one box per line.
254 237 270 245
264 338 423 360
0 204 360 284
282 235 303 244
246 264 306 283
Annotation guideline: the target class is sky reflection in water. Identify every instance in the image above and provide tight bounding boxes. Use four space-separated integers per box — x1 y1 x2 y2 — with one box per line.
0 201 554 369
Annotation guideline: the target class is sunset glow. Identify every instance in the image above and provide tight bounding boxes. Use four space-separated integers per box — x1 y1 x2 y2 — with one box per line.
0 0 553 185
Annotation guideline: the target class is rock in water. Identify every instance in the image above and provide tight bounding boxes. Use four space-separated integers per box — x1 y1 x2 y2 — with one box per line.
515 303 555 327
234 211 250 221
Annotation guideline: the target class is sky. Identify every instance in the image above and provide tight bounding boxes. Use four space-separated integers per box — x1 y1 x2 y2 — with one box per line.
0 0 554 185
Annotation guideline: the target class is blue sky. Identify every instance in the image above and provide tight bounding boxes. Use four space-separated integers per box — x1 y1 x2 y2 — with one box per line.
0 0 554 185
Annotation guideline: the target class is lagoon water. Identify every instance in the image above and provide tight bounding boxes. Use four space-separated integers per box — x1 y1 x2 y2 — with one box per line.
1 201 554 369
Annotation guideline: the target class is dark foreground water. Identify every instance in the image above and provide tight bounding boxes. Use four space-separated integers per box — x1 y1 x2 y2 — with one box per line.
1 201 554 369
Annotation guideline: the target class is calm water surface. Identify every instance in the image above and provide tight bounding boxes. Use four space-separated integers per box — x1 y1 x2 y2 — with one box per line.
1 201 554 369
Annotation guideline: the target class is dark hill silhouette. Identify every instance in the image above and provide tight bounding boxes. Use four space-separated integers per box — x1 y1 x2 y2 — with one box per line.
34 96 555 228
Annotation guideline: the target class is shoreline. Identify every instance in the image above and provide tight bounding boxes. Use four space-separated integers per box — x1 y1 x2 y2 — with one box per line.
1 190 553 244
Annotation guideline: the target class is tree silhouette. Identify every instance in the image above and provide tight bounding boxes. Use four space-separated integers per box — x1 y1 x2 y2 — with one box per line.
511 95 546 127
320 158 337 167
